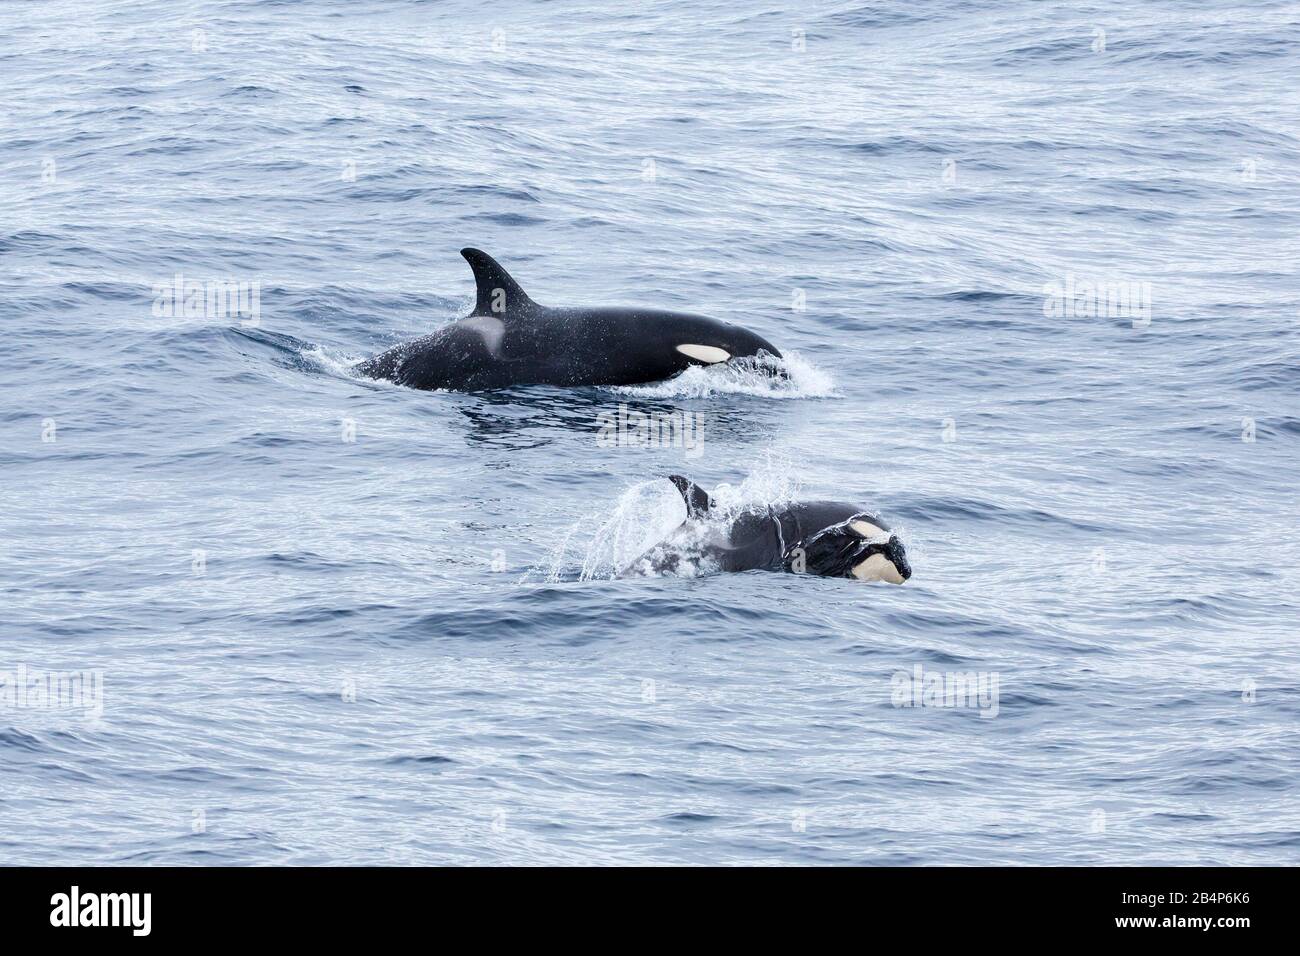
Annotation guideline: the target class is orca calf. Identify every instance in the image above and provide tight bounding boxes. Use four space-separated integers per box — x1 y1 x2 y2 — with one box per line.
632 476 913 584
357 249 784 390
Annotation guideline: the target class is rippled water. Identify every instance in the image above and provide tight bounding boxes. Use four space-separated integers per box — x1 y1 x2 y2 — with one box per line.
2 0 1298 865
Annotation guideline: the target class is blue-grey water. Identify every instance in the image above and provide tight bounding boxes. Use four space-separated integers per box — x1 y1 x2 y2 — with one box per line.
2 0 1298 865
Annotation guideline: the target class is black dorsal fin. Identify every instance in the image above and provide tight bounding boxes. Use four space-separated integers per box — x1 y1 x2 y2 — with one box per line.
461 248 537 317
668 475 713 519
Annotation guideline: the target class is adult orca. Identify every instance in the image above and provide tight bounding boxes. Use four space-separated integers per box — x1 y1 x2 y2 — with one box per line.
356 249 784 390
629 476 913 584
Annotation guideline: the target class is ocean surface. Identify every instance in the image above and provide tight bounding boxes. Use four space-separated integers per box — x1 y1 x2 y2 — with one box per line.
2 0 1298 865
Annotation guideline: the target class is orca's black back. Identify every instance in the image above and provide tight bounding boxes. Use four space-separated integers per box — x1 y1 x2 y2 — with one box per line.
357 248 783 391
713 502 885 572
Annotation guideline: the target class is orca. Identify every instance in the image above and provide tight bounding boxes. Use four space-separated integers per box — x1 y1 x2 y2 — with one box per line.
631 476 913 584
356 249 784 390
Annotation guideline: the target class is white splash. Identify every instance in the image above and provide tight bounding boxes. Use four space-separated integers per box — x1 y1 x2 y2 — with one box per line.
531 455 809 583
300 344 368 379
576 479 686 581
610 351 834 400
707 454 806 516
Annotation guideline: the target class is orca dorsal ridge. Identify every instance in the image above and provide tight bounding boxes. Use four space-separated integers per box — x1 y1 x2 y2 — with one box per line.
461 248 538 317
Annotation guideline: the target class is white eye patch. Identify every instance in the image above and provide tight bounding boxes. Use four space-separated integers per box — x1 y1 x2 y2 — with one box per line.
676 344 730 364
849 519 889 542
